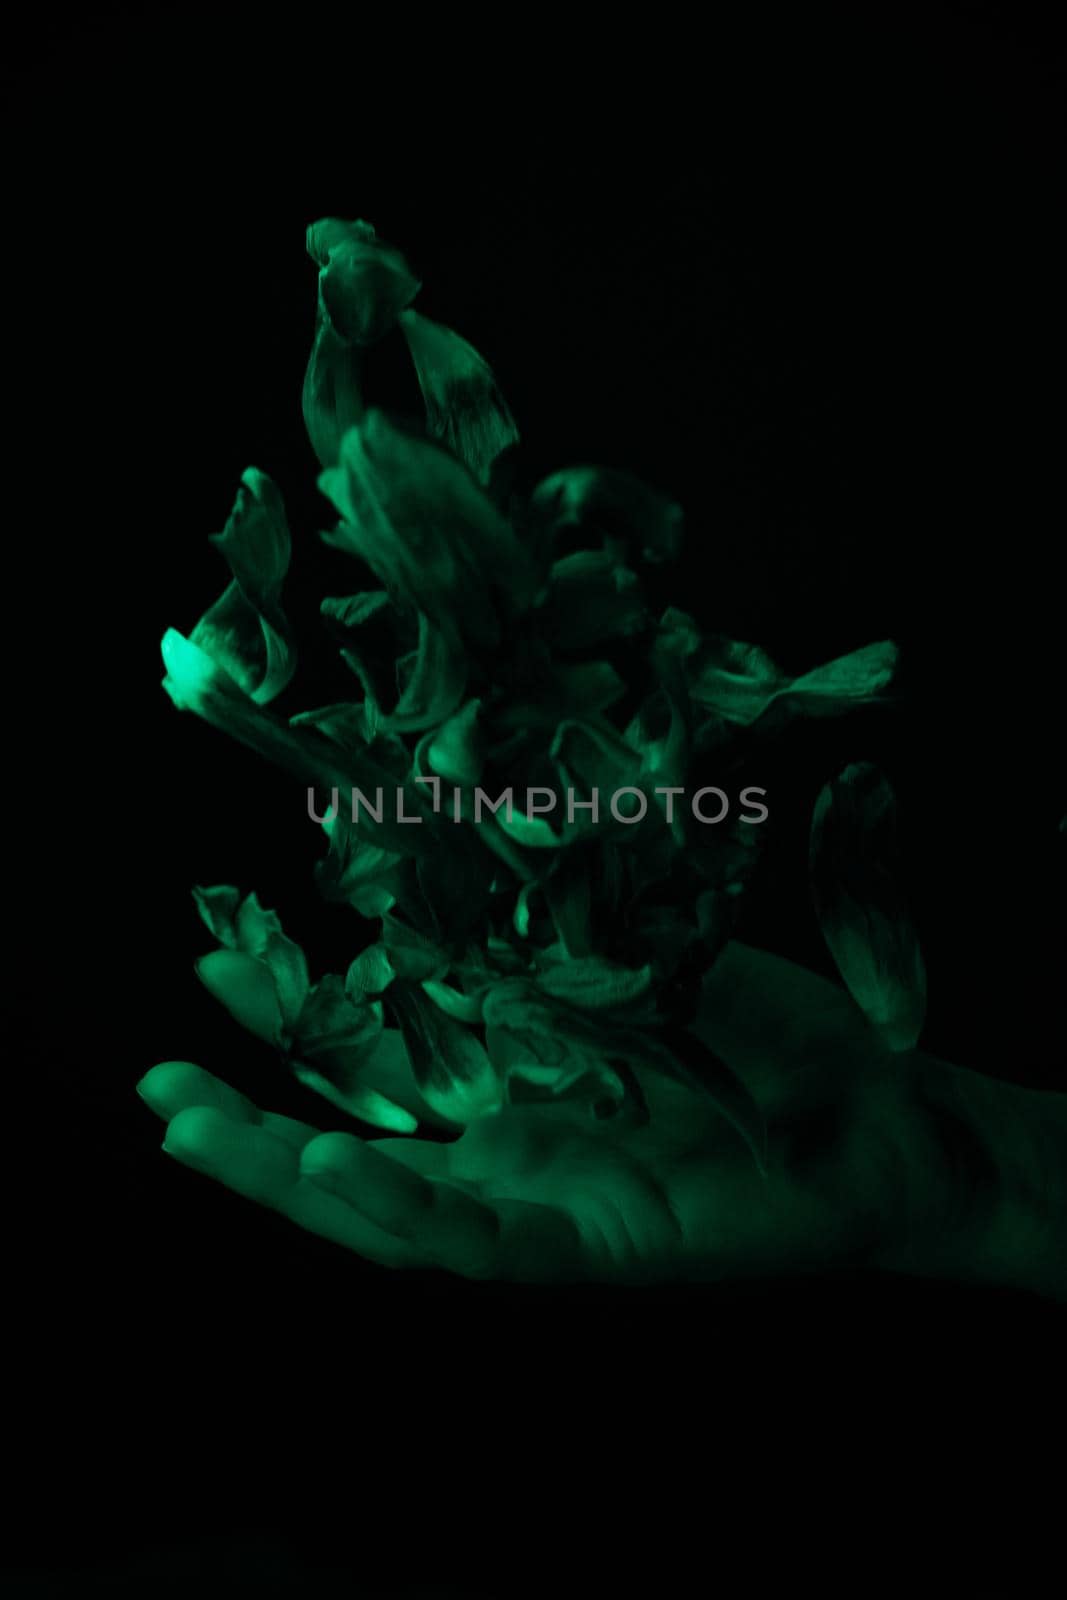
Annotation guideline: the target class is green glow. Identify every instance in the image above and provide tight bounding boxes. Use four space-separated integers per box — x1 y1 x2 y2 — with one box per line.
140 216 1067 1299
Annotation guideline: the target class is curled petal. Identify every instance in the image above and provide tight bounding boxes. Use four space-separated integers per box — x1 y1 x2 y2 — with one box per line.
688 635 898 726
161 630 441 856
387 983 503 1125
302 218 421 467
188 470 296 705
319 411 537 653
537 550 647 652
293 1065 417 1134
426 699 484 787
398 308 519 487
530 465 683 565
810 762 927 1051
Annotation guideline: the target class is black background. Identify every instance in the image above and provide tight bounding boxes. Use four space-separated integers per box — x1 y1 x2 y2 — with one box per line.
5 6 1066 1588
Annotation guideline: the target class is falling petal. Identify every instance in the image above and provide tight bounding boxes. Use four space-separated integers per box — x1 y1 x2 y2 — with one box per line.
302 218 421 466
319 410 537 652
689 635 898 726
192 884 242 946
293 1064 418 1133
537 957 653 1011
537 550 647 652
398 307 519 486
161 630 440 856
295 973 384 1059
386 614 468 733
388 983 503 1124
426 699 484 787
346 944 397 997
420 980 485 1024
189 470 296 705
810 762 927 1051
529 465 683 564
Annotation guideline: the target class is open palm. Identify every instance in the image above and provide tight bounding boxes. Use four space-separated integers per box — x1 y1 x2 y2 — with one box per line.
139 942 985 1286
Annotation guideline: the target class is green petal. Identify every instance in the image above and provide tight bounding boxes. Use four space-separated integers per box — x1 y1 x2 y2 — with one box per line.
320 411 537 653
688 635 898 726
195 950 284 1046
293 1064 418 1134
188 470 296 705
262 931 311 1033
530 465 683 564
220 890 311 1032
295 973 384 1058
426 699 484 787
398 308 519 487
161 630 440 856
420 979 485 1024
495 808 565 850
233 889 283 956
319 590 403 717
537 957 653 1011
387 983 503 1124
380 912 450 981
346 944 397 997
302 219 421 467
537 550 647 652
810 762 927 1052
191 884 242 947
386 614 468 733
551 719 645 810
313 809 404 916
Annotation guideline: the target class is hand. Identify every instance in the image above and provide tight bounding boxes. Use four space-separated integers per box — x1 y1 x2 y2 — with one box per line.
137 942 1067 1295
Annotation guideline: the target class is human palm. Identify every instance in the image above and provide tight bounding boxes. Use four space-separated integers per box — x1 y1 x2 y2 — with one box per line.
139 941 996 1287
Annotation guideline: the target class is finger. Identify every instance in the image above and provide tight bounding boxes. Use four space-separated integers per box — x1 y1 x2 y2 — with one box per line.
301 1132 504 1279
300 1132 589 1282
162 1107 421 1269
138 1062 319 1152
698 941 881 1077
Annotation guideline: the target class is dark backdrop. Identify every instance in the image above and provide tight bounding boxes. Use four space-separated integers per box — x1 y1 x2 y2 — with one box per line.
5 7 1065 1587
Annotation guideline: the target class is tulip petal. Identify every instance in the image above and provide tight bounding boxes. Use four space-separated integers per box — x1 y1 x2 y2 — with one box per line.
537 550 647 652
530 465 684 565
319 411 536 653
537 957 653 1011
191 884 242 946
387 983 503 1125
189 470 296 705
810 762 927 1052
398 308 519 487
302 218 421 466
688 635 898 726
386 613 468 733
293 1064 418 1134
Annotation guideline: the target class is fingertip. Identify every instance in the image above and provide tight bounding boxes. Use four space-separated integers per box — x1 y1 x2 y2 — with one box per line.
299 1130 363 1183
162 1103 231 1161
138 1061 258 1125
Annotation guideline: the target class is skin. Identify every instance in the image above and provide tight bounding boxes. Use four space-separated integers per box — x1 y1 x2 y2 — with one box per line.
137 942 1067 1299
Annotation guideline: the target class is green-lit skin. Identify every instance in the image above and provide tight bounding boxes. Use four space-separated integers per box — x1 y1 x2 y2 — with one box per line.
150 216 1066 1298
139 943 1066 1296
